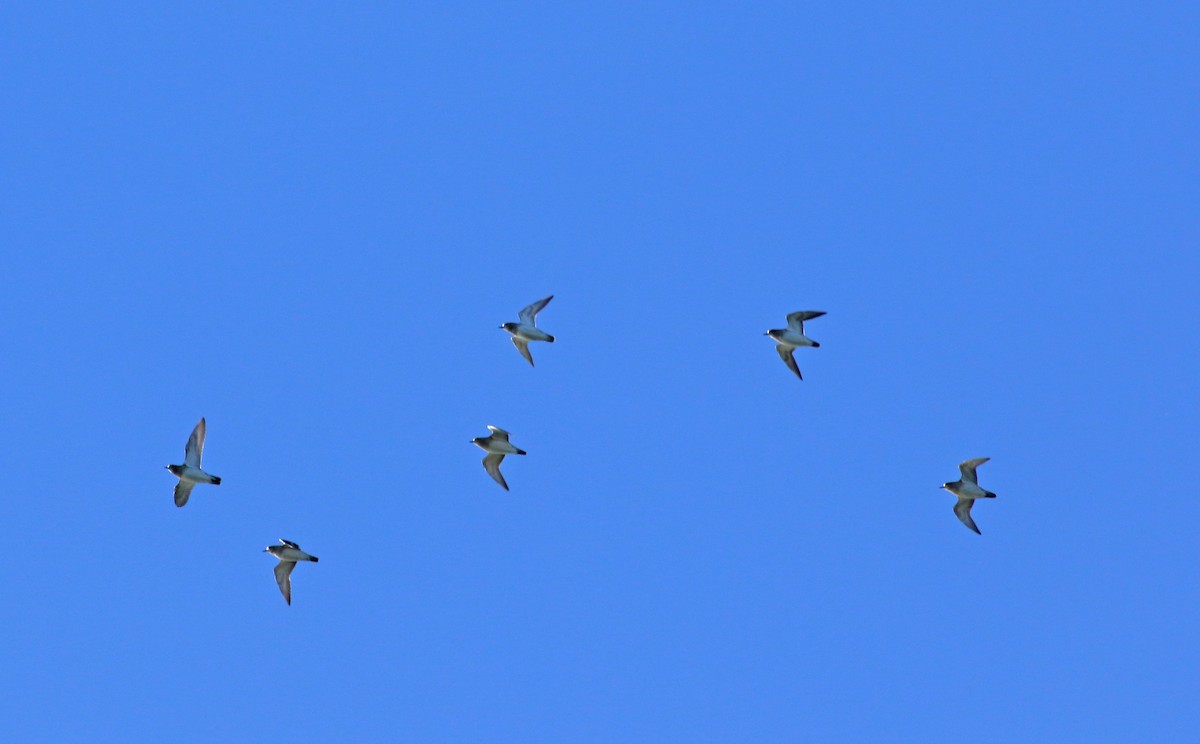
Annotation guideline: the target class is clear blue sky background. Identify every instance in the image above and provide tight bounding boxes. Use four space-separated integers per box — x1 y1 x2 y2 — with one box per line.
1 2 1196 741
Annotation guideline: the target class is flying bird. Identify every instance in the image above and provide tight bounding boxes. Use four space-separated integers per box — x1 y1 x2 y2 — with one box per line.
500 295 555 366
941 457 997 535
470 425 526 491
765 310 826 380
165 417 222 507
264 539 319 605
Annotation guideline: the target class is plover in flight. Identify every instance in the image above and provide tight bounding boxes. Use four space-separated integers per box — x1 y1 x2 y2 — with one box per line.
165 417 222 507
471 425 526 491
501 295 555 366
942 457 996 535
264 539 319 605
765 310 826 380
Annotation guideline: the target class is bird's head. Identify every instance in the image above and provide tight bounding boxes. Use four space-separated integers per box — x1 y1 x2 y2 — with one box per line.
165 464 181 476
500 322 518 332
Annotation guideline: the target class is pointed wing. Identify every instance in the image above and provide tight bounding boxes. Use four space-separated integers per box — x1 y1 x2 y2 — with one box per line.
483 453 509 491
958 457 991 485
511 336 535 366
786 310 825 333
954 498 981 535
173 480 195 508
517 295 553 325
486 426 510 441
184 418 206 468
280 539 300 549
274 561 296 605
776 345 802 379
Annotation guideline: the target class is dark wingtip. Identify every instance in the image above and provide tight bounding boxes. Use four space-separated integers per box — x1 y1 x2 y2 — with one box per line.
310 557 319 563
211 477 222 485
811 341 820 348
515 449 527 455
547 335 555 342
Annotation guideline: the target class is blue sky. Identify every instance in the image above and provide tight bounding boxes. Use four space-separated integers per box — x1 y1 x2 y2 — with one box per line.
1 2 1197 741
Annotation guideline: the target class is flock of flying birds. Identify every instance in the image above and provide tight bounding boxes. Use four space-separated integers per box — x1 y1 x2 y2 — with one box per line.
164 295 999 606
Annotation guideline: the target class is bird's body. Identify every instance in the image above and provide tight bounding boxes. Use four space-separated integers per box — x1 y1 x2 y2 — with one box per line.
166 418 221 507
471 425 526 490
166 464 220 484
501 295 555 366
472 430 526 455
766 328 818 348
766 310 825 379
942 457 996 535
264 539 319 605
510 325 555 343
267 544 318 563
944 479 990 501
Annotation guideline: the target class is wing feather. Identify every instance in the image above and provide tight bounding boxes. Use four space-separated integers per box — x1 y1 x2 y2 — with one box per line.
517 295 553 325
776 344 802 379
184 418 206 468
274 561 296 605
483 453 509 491
173 480 195 508
512 336 535 366
958 457 991 485
786 310 826 333
954 498 981 535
